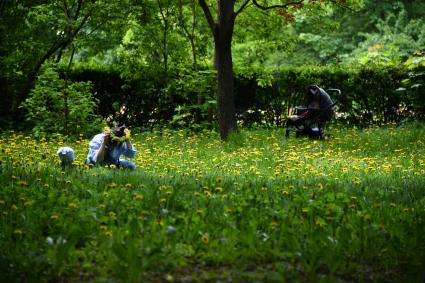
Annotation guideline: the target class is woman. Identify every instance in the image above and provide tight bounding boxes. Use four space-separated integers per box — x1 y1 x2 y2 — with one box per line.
305 85 335 123
86 126 136 170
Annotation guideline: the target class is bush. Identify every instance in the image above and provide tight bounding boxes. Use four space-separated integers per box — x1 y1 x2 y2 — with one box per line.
398 51 425 119
66 63 417 129
20 62 103 138
234 64 410 127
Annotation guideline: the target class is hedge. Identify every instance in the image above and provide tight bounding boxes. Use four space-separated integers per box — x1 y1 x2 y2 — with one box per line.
69 64 416 128
235 65 412 127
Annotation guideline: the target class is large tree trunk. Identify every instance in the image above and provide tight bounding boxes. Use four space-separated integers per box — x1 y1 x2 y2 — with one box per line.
215 27 237 139
214 1 237 139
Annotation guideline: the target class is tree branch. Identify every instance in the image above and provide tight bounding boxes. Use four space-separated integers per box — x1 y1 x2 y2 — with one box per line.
235 0 251 16
328 0 356 11
252 0 304 10
198 0 216 37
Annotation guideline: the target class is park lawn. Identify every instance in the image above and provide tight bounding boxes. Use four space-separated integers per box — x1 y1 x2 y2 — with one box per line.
0 124 425 282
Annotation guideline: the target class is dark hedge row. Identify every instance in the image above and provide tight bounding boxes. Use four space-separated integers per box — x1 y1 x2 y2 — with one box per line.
70 65 418 128
235 65 414 127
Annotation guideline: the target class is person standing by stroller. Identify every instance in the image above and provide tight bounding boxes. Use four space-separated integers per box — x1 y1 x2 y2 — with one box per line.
86 125 136 170
305 85 335 127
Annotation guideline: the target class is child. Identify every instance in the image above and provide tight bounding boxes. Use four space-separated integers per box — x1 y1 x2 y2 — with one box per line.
57 146 75 170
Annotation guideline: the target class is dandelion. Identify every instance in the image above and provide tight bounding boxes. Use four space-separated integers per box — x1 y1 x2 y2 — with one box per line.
11 204 18 210
51 214 59 221
14 229 23 235
68 202 77 209
103 192 109 198
99 204 106 209
24 200 33 207
104 231 113 237
0 200 5 205
18 180 28 187
214 186 223 192
201 233 209 244
135 194 144 201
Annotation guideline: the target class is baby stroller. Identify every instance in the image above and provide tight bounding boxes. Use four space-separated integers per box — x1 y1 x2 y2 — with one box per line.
285 87 340 139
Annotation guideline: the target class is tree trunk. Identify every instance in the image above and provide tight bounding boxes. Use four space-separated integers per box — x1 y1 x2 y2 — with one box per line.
214 1 237 139
215 32 237 139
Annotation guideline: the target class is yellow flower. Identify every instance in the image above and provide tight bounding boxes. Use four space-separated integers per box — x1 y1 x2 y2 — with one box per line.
99 204 106 209
135 194 144 201
201 233 209 244
104 231 113 237
103 192 109 197
24 201 33 207
11 204 18 210
14 229 23 235
214 186 223 192
18 180 28 187
68 202 77 209
0 200 5 205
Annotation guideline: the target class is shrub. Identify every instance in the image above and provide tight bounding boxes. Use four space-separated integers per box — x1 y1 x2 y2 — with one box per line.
20 62 103 138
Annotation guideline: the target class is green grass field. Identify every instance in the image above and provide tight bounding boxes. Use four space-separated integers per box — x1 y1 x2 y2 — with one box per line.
1 124 425 282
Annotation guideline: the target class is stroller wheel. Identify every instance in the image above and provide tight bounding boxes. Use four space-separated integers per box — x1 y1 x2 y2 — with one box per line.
308 128 324 139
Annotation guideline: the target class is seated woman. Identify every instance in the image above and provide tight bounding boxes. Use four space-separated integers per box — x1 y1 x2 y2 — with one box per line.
86 126 136 170
305 85 335 126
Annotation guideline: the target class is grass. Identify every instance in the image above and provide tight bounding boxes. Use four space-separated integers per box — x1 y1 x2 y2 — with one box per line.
0 124 425 282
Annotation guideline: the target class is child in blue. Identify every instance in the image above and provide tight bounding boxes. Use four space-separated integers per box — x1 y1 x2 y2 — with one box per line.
86 126 136 170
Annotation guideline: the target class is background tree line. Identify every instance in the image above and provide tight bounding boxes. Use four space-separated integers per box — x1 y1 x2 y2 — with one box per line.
0 0 424 137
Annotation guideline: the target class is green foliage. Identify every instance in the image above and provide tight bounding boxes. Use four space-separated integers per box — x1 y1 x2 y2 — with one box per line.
233 64 409 127
398 51 425 117
20 62 102 137
168 69 217 129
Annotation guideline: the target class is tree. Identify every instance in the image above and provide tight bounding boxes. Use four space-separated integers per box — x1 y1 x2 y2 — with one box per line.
1 0 136 127
198 0 362 139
